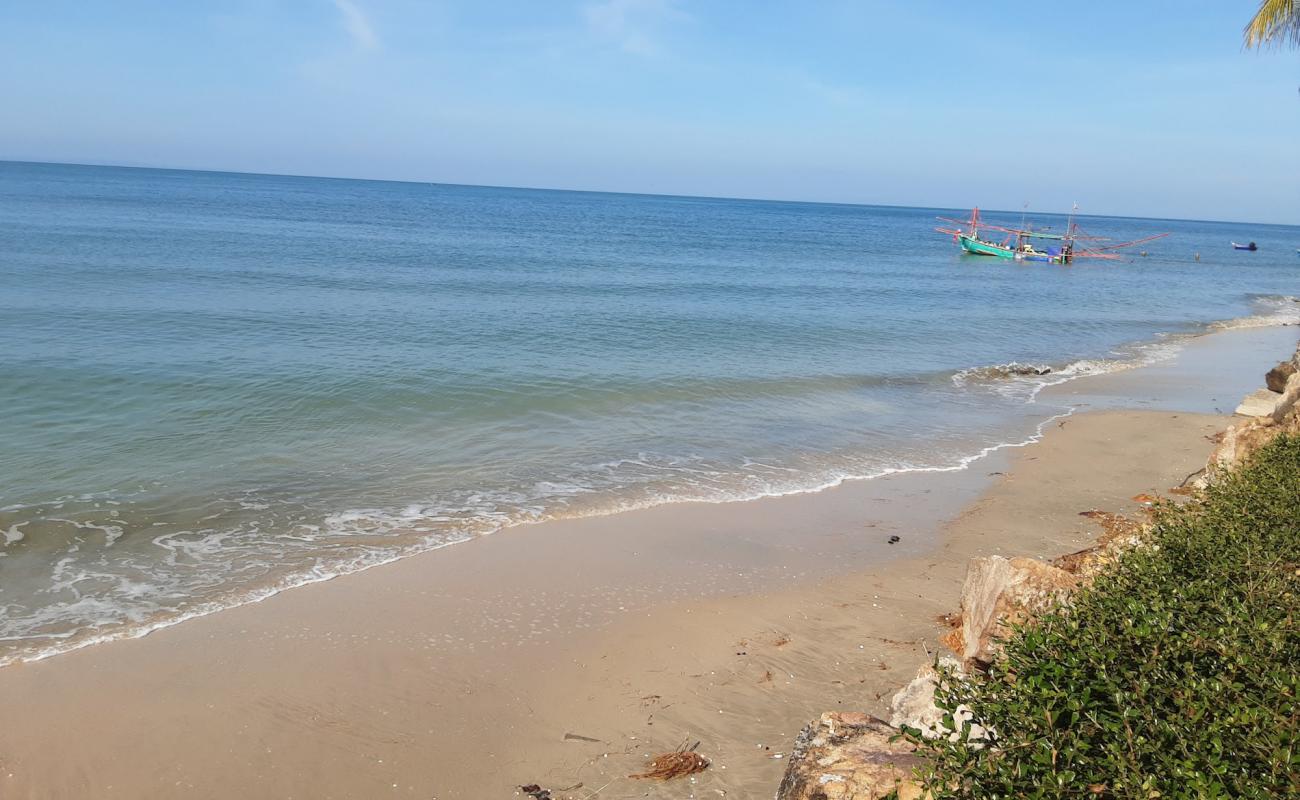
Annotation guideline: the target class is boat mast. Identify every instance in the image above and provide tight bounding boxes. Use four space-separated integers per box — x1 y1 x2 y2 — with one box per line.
1065 202 1078 262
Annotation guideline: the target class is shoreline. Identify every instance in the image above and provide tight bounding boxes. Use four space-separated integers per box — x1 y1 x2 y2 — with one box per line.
0 407 1071 671
4 304 1297 670
0 324 1296 799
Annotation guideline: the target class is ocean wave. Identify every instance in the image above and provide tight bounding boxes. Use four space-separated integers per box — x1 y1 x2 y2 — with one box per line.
951 295 1300 400
3 294 1298 669
1209 294 1300 331
950 340 1183 401
0 409 1078 669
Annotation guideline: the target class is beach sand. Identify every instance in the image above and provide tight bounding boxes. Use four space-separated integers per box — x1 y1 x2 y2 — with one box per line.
0 325 1294 799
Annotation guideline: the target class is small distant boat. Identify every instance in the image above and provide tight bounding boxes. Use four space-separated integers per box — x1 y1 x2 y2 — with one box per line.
935 206 1168 265
1232 241 1258 251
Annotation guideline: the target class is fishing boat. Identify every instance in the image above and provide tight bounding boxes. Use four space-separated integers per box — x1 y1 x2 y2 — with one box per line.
936 207 1169 265
1232 241 1258 251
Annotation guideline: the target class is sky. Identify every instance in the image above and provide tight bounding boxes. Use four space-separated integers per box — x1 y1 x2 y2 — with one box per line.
2 1 1298 223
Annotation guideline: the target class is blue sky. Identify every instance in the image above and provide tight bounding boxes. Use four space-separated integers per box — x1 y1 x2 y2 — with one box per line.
3 1 1297 222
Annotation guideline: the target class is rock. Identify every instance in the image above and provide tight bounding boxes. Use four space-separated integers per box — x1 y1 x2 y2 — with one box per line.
1233 365 1300 420
1008 365 1051 377
894 658 982 744
775 712 925 800
1203 393 1300 486
888 659 990 746
889 662 948 737
1205 420 1260 480
1270 371 1300 423
1235 388 1280 418
1266 361 1296 393
951 556 1079 664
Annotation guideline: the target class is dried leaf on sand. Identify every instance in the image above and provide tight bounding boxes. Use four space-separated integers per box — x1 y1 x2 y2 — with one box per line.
630 745 710 780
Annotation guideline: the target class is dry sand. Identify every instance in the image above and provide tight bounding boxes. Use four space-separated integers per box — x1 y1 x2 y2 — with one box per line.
0 326 1294 800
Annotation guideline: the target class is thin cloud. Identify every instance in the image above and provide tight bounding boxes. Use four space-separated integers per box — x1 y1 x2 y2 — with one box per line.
333 0 379 50
583 0 688 56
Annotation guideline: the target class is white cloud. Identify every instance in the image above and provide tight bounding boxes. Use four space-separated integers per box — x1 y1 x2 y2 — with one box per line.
333 0 379 50
583 0 688 56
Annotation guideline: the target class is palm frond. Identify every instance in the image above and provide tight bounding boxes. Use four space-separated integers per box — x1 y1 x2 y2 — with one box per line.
1244 0 1300 49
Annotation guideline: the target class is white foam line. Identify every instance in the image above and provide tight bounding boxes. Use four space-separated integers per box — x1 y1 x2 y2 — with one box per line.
969 293 1300 406
0 535 473 669
0 406 1079 669
1020 340 1186 404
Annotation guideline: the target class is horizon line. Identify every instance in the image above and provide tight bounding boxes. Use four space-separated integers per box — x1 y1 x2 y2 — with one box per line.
1 158 1288 229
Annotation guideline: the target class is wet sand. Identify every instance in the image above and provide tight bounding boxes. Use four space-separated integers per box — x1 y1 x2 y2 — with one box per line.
0 325 1294 799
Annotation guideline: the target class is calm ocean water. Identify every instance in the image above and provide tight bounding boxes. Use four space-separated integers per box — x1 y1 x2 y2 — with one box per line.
2 160 1298 663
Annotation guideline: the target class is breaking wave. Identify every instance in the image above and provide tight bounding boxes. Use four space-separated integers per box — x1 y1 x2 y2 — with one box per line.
952 295 1300 400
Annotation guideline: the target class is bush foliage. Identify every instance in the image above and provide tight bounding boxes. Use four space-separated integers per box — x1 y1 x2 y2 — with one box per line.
909 434 1300 798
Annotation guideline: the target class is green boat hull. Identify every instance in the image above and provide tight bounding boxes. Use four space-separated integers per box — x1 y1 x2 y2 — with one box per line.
957 233 1069 264
957 234 1015 258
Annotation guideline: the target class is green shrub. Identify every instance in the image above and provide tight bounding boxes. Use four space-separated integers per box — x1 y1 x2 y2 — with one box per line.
908 434 1300 799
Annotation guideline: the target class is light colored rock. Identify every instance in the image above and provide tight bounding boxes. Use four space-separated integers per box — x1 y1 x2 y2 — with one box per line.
889 660 990 745
889 661 949 737
1235 388 1280 418
956 556 1012 662
953 556 1079 664
775 712 925 800
1205 423 1242 480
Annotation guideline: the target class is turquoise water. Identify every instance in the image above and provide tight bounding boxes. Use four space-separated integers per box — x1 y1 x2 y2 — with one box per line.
2 160 1298 663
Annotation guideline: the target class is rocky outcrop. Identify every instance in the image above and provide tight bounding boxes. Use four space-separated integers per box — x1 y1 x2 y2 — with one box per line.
1242 346 1300 416
1235 388 1283 417
1212 345 1300 477
1234 378 1300 420
777 339 1300 799
1271 372 1300 423
1210 383 1300 484
943 556 1079 666
1237 345 1300 416
1266 360 1296 393
775 712 925 800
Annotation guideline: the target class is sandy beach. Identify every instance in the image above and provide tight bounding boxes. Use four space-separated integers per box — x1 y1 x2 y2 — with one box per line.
5 4 1298 797
1 325 1295 800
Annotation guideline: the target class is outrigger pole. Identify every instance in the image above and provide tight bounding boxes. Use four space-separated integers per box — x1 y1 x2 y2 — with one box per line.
935 205 1168 264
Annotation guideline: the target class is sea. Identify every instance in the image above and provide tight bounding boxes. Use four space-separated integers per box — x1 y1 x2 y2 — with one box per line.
2 160 1298 665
